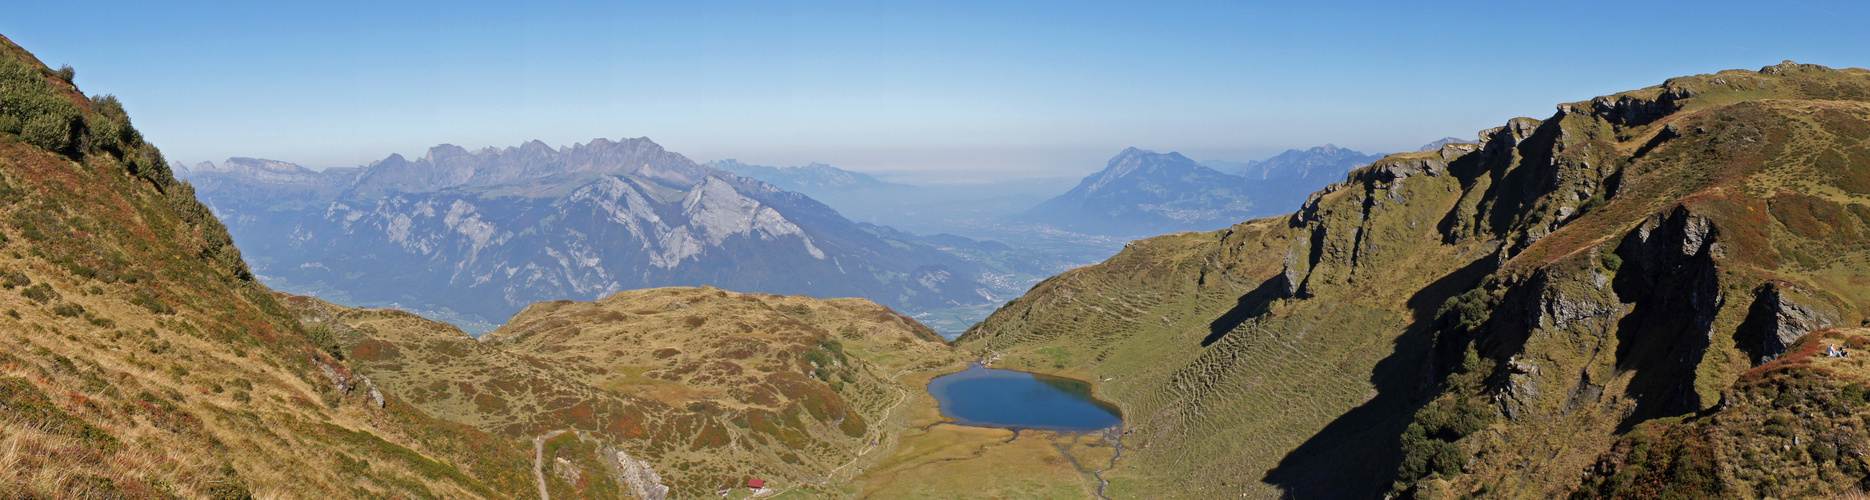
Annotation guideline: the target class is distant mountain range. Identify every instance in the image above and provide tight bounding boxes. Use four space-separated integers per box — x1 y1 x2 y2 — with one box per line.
181 138 1000 333
708 159 916 197
1235 144 1382 180
1014 145 1385 237
705 159 929 226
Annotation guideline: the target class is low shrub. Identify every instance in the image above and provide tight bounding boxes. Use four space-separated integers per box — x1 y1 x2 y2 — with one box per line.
0 268 27 289
21 282 57 303
51 302 84 317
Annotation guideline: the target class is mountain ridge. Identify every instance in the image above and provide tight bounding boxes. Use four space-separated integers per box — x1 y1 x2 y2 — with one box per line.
959 61 1870 498
1235 143 1382 180
1014 145 1380 238
707 159 914 196
184 137 997 333
282 285 965 498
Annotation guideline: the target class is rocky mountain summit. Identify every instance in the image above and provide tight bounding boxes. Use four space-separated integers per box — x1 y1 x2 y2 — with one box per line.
962 61 1870 498
184 138 996 332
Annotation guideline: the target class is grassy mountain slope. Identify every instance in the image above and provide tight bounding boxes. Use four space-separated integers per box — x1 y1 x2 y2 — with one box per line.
1575 328 1870 499
0 34 536 498
286 286 966 498
958 61 1870 498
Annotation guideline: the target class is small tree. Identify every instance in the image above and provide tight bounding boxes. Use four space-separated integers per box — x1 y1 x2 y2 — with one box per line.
55 64 74 83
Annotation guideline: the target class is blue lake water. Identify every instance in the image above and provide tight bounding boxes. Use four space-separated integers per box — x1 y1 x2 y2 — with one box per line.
927 365 1122 431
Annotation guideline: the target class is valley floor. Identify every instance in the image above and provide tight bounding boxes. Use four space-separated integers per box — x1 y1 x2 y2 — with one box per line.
844 370 1118 499
736 365 1120 499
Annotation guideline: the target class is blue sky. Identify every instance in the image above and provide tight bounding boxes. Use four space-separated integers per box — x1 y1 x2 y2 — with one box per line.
6 1 1869 182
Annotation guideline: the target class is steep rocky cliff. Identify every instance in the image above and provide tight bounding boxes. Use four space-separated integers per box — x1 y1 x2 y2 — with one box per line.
959 61 1870 498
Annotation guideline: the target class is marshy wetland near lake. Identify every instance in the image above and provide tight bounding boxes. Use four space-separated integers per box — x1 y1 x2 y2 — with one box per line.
927 365 1123 431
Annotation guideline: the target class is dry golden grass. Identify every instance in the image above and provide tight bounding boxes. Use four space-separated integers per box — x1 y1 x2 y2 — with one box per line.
286 286 971 498
0 33 534 498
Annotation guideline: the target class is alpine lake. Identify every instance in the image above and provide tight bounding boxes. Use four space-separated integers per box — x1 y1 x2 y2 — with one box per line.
926 365 1122 431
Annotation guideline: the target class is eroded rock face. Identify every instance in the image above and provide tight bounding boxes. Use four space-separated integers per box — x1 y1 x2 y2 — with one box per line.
605 446 669 500
1752 283 1842 361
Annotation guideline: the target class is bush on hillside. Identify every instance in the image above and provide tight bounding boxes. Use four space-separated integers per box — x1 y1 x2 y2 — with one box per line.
20 282 57 303
51 302 84 317
1599 251 1623 272
1438 288 1494 331
0 60 86 158
303 322 345 360
2 59 159 172
0 268 27 289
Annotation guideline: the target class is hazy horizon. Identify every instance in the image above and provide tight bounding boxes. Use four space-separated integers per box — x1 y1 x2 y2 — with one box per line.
9 1 1869 182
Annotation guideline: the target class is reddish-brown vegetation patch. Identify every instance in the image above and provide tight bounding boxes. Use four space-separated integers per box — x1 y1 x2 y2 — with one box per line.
1770 192 1858 242
350 338 401 361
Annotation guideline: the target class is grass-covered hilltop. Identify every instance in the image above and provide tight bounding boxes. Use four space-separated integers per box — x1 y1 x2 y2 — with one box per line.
282 287 964 498
959 61 1870 498
0 34 540 497
12 23 1870 499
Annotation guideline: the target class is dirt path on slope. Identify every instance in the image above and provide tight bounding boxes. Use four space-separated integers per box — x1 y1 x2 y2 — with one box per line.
533 430 569 500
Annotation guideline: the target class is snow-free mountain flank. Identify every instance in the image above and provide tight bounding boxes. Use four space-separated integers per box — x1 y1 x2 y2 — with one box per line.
184 138 995 331
1015 145 1379 237
1235 144 1382 180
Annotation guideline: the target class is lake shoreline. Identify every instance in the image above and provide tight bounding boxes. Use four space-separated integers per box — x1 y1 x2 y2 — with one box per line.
926 365 1123 432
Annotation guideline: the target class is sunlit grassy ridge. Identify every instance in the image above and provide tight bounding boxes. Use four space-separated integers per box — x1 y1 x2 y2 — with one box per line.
958 61 1870 498
288 286 966 498
0 34 535 497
